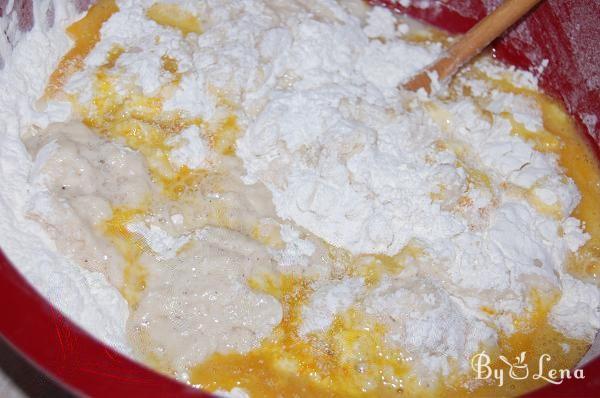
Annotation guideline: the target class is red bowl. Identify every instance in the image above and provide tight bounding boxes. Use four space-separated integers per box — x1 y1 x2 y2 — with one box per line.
1 0 599 397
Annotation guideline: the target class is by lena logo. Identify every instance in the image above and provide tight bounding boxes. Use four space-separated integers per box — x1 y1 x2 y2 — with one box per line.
471 351 585 387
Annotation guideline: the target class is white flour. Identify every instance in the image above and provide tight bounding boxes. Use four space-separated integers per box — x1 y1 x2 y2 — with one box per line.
1 0 599 392
126 222 191 260
269 224 316 268
363 275 498 376
166 125 210 170
300 277 365 336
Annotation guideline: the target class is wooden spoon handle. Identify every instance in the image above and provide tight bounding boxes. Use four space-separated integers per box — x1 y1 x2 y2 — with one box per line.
403 0 544 93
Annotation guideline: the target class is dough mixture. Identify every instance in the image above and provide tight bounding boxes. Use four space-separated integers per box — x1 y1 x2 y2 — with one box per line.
1 0 600 397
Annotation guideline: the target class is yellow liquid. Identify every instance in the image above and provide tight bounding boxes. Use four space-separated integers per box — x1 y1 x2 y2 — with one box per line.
192 274 413 398
189 282 589 398
102 206 149 307
44 0 118 99
146 3 202 36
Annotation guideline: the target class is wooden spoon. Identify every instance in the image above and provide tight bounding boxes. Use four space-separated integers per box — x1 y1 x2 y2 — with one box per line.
402 0 544 93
